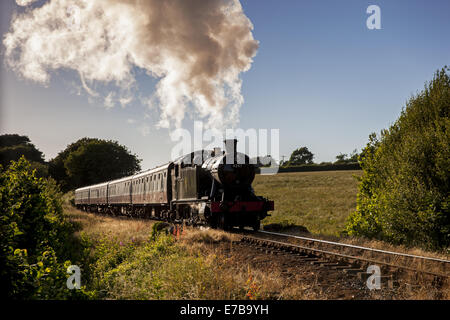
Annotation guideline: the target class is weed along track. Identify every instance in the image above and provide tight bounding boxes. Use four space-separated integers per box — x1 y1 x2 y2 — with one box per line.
232 229 450 294
67 207 449 299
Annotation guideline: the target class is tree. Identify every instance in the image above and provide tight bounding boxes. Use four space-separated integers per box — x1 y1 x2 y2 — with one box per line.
0 134 45 168
334 149 359 164
346 68 450 249
286 147 314 166
50 138 141 190
335 153 348 163
49 138 98 190
349 149 359 162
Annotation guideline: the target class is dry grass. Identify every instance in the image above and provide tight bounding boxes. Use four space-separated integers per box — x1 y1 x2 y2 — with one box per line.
253 170 361 236
64 206 449 300
64 204 155 244
181 227 239 244
178 227 326 299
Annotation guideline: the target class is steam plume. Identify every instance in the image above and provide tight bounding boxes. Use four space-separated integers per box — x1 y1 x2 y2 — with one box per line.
4 0 258 129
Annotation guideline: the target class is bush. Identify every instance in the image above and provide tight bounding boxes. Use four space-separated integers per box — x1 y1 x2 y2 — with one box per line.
0 157 93 298
346 68 450 250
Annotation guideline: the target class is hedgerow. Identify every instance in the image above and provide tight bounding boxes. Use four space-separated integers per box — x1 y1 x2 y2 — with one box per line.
0 157 93 299
346 68 450 249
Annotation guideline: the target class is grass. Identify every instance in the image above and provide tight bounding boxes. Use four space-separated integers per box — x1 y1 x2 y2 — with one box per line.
253 170 362 236
61 175 449 300
64 202 250 299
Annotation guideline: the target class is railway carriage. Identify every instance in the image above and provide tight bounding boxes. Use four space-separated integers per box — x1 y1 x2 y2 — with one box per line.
131 163 172 218
88 182 108 208
107 176 132 210
75 140 274 230
74 186 90 210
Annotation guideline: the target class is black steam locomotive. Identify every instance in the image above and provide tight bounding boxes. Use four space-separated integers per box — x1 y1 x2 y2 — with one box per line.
74 139 274 230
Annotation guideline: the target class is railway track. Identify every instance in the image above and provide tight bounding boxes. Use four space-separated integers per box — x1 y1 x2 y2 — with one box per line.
233 229 450 289
86 211 450 291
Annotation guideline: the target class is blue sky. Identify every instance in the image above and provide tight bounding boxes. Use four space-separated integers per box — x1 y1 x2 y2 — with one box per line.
1 0 449 170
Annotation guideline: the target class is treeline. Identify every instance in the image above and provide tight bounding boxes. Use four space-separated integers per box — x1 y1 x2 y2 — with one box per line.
276 163 360 173
255 146 361 172
280 146 360 167
0 135 141 192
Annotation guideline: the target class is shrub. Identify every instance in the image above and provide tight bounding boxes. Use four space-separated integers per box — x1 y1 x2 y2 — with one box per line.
346 68 450 250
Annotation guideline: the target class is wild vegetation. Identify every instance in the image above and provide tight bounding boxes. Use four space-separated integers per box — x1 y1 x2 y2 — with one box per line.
0 134 48 177
65 206 448 300
65 208 250 299
346 68 450 250
0 157 93 299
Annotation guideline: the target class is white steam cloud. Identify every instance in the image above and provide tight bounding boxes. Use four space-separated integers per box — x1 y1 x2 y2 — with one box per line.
4 0 258 129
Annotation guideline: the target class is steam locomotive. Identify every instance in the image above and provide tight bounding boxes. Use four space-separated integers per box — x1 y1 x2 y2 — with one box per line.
74 139 274 231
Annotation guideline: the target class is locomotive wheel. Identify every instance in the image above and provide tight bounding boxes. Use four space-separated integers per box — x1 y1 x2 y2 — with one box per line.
219 213 230 231
252 219 260 231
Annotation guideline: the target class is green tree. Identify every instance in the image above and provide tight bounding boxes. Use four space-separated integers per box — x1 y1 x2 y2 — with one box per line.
63 139 141 189
0 134 46 175
49 138 97 191
49 138 141 191
346 68 450 249
334 149 359 164
286 147 314 166
335 153 348 163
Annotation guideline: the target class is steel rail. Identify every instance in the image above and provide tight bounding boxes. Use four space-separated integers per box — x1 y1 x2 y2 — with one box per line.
258 230 450 264
240 235 449 279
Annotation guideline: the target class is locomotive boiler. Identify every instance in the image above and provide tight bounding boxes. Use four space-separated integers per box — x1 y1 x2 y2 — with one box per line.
75 139 274 231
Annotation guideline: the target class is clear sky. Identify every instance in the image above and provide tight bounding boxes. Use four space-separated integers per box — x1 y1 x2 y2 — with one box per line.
1 0 449 170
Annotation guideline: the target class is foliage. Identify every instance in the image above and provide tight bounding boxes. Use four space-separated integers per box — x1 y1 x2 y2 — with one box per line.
334 149 359 164
346 68 450 249
0 134 47 176
284 147 314 166
245 266 261 300
0 157 93 299
49 138 141 191
49 138 99 191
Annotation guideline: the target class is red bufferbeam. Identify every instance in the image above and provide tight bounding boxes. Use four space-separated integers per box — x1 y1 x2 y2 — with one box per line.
211 200 274 213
